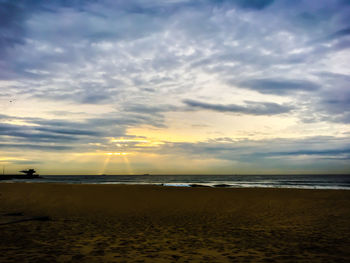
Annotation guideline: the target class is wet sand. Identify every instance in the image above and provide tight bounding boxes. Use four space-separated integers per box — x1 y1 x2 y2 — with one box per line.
0 183 349 262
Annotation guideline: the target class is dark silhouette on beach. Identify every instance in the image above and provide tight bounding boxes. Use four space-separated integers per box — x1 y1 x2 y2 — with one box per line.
0 168 40 180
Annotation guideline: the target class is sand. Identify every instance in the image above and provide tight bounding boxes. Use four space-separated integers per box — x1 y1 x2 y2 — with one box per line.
0 183 349 262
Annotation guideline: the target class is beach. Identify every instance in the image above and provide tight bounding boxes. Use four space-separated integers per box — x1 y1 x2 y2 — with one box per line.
0 183 349 262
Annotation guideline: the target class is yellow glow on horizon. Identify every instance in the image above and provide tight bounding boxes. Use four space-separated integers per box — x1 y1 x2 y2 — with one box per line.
134 141 164 147
0 157 28 162
73 152 129 156
105 152 129 156
110 137 164 148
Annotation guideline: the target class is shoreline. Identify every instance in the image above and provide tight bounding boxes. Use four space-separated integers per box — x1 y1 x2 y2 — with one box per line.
1 181 349 190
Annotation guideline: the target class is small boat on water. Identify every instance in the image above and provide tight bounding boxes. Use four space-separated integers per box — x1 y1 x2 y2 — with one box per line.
0 169 41 180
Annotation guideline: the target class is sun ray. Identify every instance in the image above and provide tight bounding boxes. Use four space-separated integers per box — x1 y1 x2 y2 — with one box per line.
99 154 111 175
122 155 133 175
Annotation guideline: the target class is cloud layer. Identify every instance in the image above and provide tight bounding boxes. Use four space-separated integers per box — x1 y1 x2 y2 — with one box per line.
183 99 293 115
0 0 349 173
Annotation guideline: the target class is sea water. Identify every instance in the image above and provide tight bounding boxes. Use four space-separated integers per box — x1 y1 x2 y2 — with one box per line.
2 174 350 190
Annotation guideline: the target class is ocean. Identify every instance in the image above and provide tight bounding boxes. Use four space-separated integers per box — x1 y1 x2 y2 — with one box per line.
1 174 350 190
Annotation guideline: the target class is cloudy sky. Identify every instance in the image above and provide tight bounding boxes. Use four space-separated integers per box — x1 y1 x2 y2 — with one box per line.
1 0 350 175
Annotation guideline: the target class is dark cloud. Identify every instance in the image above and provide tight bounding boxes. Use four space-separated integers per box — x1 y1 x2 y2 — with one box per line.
0 143 71 151
230 0 274 10
87 114 166 128
183 99 293 115
0 1 27 53
124 104 178 115
0 114 108 147
34 127 100 136
0 123 79 142
0 0 59 53
325 27 350 41
0 111 168 152
235 78 319 95
267 148 350 157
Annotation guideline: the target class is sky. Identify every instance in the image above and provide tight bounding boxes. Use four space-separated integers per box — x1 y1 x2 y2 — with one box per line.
0 0 350 175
